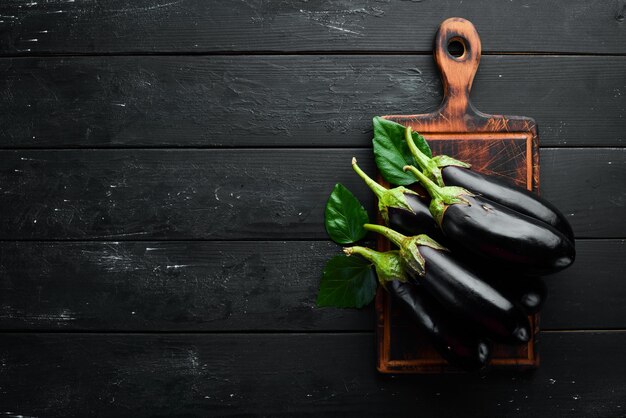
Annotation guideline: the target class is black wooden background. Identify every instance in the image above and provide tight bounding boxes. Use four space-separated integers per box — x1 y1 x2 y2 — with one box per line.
0 1 625 416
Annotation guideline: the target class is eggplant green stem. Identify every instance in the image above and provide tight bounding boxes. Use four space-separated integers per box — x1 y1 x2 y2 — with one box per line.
362 223 445 278
344 246 408 285
363 223 407 248
405 127 444 187
404 164 474 225
344 245 378 262
351 157 386 200
352 158 418 224
403 165 443 200
405 127 427 166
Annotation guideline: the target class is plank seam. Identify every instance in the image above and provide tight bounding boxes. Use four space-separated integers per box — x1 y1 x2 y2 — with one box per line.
0 329 624 335
0 51 625 58
0 238 620 243
0 146 623 151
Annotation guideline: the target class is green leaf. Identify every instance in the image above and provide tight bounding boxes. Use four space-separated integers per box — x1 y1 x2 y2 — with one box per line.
324 183 369 244
372 116 432 186
316 254 377 308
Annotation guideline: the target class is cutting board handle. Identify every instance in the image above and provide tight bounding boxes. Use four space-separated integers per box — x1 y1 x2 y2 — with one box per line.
434 17 482 119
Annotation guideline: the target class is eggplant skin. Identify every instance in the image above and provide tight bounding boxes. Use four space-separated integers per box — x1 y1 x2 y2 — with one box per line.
416 246 531 345
387 193 443 241
441 166 574 242
485 276 547 315
387 280 491 371
441 195 575 275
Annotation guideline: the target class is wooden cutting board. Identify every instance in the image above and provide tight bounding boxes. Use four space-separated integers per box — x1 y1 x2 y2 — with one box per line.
376 17 540 373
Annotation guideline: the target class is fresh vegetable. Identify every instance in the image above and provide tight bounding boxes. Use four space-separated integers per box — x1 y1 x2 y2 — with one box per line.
404 127 575 241
351 157 442 240
481 275 547 315
344 246 491 370
363 224 532 344
403 164 575 275
351 157 547 313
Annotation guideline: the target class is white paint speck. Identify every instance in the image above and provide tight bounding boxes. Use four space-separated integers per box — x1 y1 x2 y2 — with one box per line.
166 264 190 269
58 309 75 321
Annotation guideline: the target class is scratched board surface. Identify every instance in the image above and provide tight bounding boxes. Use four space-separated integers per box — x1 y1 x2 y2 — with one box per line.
0 1 625 417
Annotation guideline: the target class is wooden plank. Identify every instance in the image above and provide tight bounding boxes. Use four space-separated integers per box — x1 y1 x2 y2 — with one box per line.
0 0 624 54
0 332 624 416
0 56 623 148
0 240 373 331
543 240 626 329
0 239 619 332
539 149 626 238
0 148 623 240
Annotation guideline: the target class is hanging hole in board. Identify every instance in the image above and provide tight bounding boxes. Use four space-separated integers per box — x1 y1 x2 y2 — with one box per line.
447 37 466 59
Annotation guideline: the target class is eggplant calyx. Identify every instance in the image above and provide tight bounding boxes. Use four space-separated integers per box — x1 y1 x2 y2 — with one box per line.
431 155 471 170
352 157 419 223
404 127 471 186
363 223 444 278
378 186 418 222
400 234 448 276
343 247 407 287
403 165 474 226
411 234 447 252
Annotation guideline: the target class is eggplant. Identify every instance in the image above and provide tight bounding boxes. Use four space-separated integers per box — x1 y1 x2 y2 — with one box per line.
344 246 491 370
387 280 491 370
404 127 574 241
363 225 532 345
403 165 575 275
351 158 443 241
